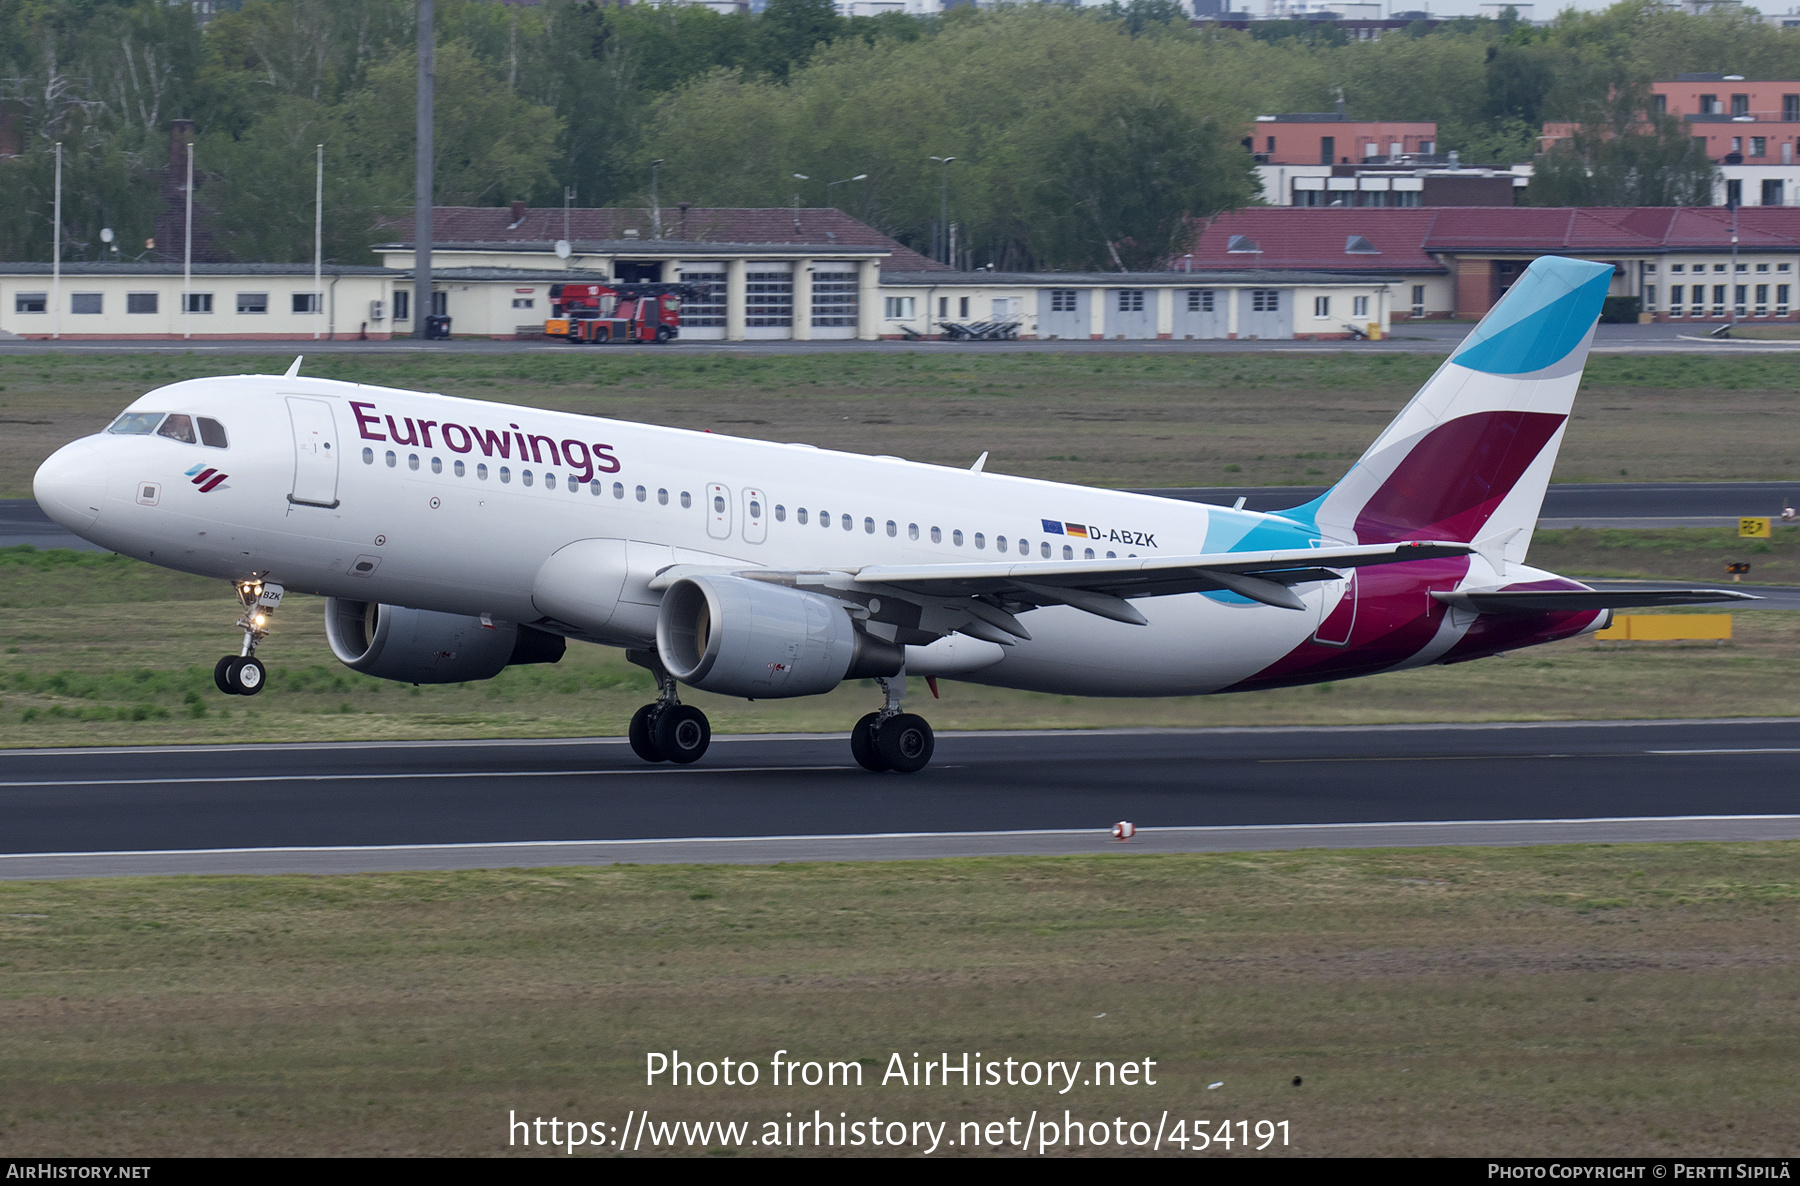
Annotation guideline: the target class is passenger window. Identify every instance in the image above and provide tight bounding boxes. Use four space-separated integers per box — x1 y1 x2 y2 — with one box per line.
385 450 397 467
973 532 983 549
430 457 442 474
775 505 786 522
886 520 897 537
156 413 197 444
455 460 466 477
865 517 876 534
613 482 624 499
500 466 512 483
711 492 723 512
996 536 1007 552
1084 548 1095 559
1061 544 1072 559
908 523 919 540
931 526 941 543
409 454 420 471
363 447 374 465
478 464 489 480
1106 551 1116 558
659 488 669 506
197 417 229 448
798 508 809 524
750 499 762 519
639 486 649 502
108 412 164 435
589 479 600 495
681 491 692 508
819 509 829 528
842 514 852 531
1040 541 1050 558
522 470 534 487
567 475 578 492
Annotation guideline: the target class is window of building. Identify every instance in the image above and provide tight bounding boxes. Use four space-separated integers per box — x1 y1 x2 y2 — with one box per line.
1411 285 1425 317
1645 285 1656 311
1319 135 1334 165
1752 137 1768 158
1779 284 1791 313
1670 284 1685 315
1716 263 1728 272
1353 295 1369 318
937 296 947 318
1314 296 1331 318
70 293 102 314
511 297 534 309
183 292 212 313
13 292 45 313
1700 94 1720 115
1654 94 1669 115
1049 289 1078 313
956 296 969 319
1787 95 1800 122
126 292 157 315
1117 290 1144 312
812 269 858 327
1226 234 1260 254
1755 283 1769 316
431 291 447 317
1671 264 1684 273
292 292 321 314
393 290 410 321
1251 290 1279 313
1727 179 1743 207
1764 179 1785 206
884 296 915 319
237 293 268 315
743 271 793 328
1187 290 1213 313
1732 94 1750 117
1266 136 1276 154
1758 262 1770 272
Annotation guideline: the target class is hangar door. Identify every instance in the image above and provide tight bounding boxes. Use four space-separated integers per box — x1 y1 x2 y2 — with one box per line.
1104 289 1158 339
1037 288 1088 339
1171 289 1228 339
1237 288 1292 340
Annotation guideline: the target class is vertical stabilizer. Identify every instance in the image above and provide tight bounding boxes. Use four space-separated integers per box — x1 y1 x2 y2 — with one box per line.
1294 256 1613 568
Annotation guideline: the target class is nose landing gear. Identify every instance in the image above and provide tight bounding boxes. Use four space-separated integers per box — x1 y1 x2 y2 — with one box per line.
214 578 283 696
625 649 712 764
851 674 934 774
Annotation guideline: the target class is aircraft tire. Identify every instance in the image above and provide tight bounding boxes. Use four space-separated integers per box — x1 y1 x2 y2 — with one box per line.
214 656 240 695
231 656 267 696
653 704 711 765
875 713 934 774
850 712 889 772
628 704 666 763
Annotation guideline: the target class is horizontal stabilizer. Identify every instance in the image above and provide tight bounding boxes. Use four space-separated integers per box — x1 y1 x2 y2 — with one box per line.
1433 588 1760 615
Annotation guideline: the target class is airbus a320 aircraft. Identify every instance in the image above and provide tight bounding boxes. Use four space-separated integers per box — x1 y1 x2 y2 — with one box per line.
34 256 1747 773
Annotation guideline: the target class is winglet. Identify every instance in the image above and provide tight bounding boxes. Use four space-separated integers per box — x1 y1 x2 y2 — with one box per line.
283 356 303 379
970 451 988 473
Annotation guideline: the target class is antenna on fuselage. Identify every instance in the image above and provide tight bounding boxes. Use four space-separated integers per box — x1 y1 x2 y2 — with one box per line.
283 356 303 379
970 451 988 473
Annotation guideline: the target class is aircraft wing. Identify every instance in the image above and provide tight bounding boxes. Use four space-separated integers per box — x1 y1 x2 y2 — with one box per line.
1433 587 1759 614
848 540 1472 619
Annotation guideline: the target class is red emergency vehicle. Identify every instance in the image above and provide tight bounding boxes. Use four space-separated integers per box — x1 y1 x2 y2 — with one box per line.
545 282 693 344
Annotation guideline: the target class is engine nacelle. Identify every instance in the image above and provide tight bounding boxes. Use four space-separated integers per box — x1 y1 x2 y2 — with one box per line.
655 574 902 699
325 598 565 684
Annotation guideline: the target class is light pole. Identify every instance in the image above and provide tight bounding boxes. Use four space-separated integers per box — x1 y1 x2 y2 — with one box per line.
929 156 955 266
51 140 60 341
413 0 434 341
313 142 323 340
650 158 664 239
824 172 868 210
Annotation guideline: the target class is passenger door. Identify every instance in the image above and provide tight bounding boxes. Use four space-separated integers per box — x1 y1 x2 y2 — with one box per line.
286 396 340 508
741 487 767 544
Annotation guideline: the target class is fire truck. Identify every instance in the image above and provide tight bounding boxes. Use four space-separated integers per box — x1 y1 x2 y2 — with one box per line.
544 281 694 344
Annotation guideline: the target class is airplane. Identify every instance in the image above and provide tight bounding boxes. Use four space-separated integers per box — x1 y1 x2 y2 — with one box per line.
32 255 1752 774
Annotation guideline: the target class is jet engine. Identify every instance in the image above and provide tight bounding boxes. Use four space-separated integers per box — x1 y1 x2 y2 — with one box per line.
655 574 902 699
325 598 565 684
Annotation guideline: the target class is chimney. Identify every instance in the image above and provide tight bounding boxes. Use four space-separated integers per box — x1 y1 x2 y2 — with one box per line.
508 199 527 229
678 201 690 240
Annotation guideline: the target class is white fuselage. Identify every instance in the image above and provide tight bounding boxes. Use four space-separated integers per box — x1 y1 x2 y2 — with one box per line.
38 374 1539 697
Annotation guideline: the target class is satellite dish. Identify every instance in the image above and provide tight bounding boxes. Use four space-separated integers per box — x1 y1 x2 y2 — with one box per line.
99 227 114 244
554 239 572 260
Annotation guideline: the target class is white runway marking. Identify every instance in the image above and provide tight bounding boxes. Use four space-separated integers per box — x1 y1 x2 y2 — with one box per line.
0 766 853 789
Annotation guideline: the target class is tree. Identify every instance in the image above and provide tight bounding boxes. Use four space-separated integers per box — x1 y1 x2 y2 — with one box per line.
1529 85 1717 206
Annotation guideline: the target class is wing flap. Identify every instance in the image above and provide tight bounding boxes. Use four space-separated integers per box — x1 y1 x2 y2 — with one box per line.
1433 588 1760 614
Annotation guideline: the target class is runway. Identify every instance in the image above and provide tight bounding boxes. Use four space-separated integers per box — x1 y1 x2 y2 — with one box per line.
4 719 1796 878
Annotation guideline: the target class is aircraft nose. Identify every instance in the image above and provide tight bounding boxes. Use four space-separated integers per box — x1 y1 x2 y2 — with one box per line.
33 439 107 532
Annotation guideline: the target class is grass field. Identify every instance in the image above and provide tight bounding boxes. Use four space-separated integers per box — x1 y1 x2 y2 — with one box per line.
5 350 1800 497
2 844 1796 1156
2 537 1795 748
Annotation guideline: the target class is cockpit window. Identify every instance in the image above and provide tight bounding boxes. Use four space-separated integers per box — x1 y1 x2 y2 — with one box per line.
197 417 228 448
155 413 197 444
108 412 163 435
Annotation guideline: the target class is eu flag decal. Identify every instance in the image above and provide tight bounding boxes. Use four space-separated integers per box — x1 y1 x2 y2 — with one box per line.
1041 519 1065 535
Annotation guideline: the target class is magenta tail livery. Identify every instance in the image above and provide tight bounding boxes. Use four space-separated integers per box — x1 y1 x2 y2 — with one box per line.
33 257 1753 771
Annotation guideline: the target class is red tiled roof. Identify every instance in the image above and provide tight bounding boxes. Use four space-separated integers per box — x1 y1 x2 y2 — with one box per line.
385 206 948 272
1192 206 1800 270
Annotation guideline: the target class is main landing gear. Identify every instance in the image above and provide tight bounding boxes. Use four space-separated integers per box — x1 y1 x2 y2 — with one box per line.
626 650 712 765
214 577 283 696
850 674 935 774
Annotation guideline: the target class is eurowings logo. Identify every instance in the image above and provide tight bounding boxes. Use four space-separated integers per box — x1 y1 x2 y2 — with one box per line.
185 462 229 493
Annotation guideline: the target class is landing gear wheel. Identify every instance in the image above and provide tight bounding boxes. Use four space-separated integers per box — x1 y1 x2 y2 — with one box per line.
628 704 666 763
875 713 934 774
850 712 889 772
653 704 711 764
214 656 239 695
231 656 267 695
